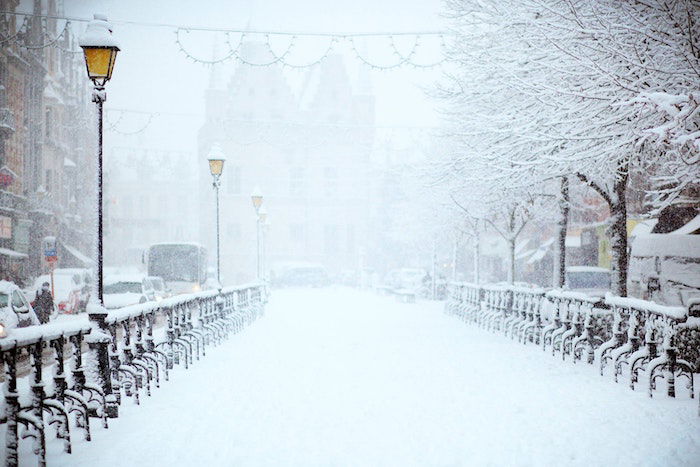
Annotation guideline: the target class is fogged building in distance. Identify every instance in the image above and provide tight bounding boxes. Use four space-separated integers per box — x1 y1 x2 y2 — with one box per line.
198 42 375 283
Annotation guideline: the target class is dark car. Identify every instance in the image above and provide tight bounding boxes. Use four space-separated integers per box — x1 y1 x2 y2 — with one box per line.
274 264 330 288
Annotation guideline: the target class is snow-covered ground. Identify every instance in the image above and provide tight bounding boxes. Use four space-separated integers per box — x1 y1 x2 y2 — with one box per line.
42 288 699 466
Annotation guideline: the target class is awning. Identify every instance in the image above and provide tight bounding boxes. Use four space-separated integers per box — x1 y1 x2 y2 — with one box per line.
0 247 28 259
62 243 94 266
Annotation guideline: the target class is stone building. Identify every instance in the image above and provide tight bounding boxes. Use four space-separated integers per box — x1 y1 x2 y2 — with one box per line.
0 0 96 284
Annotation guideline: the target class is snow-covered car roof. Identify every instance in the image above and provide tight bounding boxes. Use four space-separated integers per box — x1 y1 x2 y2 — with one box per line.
0 280 20 295
566 266 610 273
53 268 90 276
104 274 145 285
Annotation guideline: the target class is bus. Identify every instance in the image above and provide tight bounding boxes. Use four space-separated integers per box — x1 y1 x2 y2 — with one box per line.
145 243 208 295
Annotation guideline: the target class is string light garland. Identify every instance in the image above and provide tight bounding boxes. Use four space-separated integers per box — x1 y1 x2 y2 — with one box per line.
21 18 70 50
105 109 156 136
1 9 451 69
0 16 28 45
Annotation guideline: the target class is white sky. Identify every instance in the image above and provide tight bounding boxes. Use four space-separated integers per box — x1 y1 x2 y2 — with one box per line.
63 0 446 151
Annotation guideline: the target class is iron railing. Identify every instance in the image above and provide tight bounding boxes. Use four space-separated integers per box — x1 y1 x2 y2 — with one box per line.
0 283 267 466
444 282 699 413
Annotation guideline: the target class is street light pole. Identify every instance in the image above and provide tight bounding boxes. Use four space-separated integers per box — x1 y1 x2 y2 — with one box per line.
79 13 120 418
215 181 220 284
95 89 104 303
250 186 263 280
79 14 119 305
207 145 226 287
258 206 268 280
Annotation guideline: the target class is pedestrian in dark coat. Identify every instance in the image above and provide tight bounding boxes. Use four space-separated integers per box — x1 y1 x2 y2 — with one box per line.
34 282 53 324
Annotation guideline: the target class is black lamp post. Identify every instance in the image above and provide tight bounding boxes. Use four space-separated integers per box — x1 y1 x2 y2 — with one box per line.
79 13 120 418
250 186 263 279
79 13 119 306
208 144 226 286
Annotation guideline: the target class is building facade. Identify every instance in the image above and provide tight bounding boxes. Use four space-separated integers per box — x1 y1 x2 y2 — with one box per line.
0 0 96 285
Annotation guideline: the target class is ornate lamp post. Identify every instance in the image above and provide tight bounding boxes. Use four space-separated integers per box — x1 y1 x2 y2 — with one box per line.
79 13 120 418
79 14 119 306
258 206 268 279
250 186 263 279
207 144 226 286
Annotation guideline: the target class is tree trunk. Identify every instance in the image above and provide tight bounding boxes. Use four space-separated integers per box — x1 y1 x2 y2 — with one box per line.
452 237 458 281
554 176 569 288
507 237 515 284
609 167 629 296
473 223 480 284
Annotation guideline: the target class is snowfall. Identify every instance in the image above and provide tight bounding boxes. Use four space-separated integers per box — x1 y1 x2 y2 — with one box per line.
11 288 700 466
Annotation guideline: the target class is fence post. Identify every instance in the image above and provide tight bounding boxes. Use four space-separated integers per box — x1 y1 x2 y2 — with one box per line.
88 309 119 418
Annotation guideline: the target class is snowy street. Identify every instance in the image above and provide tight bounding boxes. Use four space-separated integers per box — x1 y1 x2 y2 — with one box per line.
52 288 700 466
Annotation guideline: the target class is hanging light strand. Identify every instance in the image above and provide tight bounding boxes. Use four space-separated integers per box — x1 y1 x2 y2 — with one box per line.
0 9 451 69
21 18 70 50
0 16 29 45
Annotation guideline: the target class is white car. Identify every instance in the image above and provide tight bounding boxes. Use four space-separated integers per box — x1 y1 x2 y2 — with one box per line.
0 281 40 337
565 266 611 297
103 275 152 309
32 268 91 314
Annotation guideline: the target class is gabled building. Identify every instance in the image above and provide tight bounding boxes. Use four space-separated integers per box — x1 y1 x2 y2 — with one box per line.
198 43 375 283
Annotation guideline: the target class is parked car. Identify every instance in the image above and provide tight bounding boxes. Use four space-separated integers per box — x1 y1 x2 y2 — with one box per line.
0 281 40 337
385 268 427 293
628 215 700 306
103 275 152 309
272 263 330 287
31 268 92 314
144 276 170 301
564 266 611 297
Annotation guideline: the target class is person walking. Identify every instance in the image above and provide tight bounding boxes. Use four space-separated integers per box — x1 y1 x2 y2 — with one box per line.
34 282 54 324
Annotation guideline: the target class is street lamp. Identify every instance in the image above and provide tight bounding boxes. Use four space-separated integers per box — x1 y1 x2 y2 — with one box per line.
251 185 263 211
258 206 268 279
79 14 119 306
208 144 226 286
250 187 263 279
79 13 119 418
262 218 271 280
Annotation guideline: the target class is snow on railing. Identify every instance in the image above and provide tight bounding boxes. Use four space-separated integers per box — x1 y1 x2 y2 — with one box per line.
0 283 268 467
444 282 699 414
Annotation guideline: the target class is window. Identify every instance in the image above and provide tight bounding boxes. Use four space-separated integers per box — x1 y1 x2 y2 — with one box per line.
45 108 51 138
227 223 241 240
122 196 132 215
227 166 241 195
290 223 305 243
290 167 305 197
324 167 337 197
324 225 339 254
11 291 27 311
346 224 355 253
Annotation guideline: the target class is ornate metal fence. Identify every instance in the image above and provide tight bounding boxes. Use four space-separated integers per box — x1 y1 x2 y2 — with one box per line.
445 282 700 413
1 283 266 467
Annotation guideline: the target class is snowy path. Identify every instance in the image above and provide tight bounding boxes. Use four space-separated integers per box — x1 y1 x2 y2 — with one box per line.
51 288 699 466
